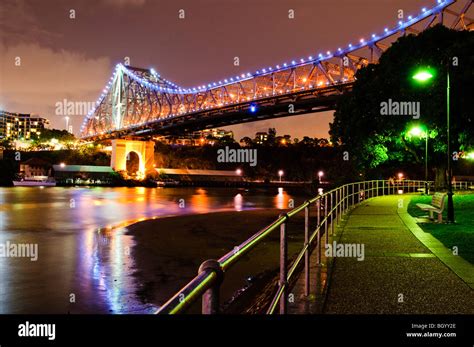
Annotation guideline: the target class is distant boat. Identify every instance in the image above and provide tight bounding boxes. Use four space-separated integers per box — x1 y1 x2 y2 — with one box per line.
156 180 180 187
13 176 56 187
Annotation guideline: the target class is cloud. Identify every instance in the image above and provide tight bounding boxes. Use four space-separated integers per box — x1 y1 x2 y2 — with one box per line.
0 42 111 134
0 0 61 45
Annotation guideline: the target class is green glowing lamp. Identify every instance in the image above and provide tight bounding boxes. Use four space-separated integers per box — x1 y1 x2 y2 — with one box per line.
412 70 434 83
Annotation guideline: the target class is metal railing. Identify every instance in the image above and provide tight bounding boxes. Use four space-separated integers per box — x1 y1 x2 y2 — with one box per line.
156 179 472 314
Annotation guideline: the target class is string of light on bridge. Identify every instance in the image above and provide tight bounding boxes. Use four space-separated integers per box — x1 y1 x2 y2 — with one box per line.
80 0 454 136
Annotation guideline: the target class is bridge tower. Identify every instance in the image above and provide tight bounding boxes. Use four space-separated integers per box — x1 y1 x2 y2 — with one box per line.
110 139 155 176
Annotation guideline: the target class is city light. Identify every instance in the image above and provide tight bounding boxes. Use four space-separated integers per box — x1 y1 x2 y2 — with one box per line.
412 70 434 82
408 126 424 137
408 125 429 194
250 104 257 113
278 170 284 182
235 168 242 176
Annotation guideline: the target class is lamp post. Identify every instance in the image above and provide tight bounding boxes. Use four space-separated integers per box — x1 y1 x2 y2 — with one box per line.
412 66 454 222
408 125 429 194
318 170 324 184
278 170 284 182
446 69 454 223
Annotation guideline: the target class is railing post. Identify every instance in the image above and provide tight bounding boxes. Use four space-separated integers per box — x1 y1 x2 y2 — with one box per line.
316 199 321 265
304 204 310 297
331 191 335 236
337 188 342 225
342 186 345 213
340 186 343 214
351 184 355 206
341 186 343 213
279 214 288 314
325 194 329 244
382 180 385 195
376 181 379 197
346 185 349 211
335 189 339 225
199 259 224 314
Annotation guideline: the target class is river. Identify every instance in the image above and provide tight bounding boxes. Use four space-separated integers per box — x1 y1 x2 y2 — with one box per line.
0 186 304 314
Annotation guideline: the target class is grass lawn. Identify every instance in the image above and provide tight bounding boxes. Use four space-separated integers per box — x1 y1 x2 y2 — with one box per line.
407 193 474 264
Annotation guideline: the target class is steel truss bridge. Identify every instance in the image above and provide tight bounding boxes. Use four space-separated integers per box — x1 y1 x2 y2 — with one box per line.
80 0 473 141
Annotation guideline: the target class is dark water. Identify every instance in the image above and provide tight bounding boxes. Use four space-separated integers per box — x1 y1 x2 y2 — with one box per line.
0 186 302 314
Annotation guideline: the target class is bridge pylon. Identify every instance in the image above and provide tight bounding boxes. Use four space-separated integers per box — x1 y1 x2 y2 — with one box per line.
110 139 155 177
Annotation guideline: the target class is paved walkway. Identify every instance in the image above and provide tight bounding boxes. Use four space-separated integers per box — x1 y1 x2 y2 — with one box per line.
290 195 474 314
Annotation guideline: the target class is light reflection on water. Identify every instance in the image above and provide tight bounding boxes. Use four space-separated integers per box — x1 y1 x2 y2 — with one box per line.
0 186 297 313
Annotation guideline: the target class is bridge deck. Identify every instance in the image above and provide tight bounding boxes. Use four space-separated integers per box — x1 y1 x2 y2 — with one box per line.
289 195 474 314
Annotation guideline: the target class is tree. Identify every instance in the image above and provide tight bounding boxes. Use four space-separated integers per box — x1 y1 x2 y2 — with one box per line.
267 128 277 144
215 135 236 146
240 136 254 147
0 139 13 150
330 25 474 186
37 129 75 143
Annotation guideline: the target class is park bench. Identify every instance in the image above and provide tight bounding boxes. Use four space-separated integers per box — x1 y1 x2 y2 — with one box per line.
416 192 447 223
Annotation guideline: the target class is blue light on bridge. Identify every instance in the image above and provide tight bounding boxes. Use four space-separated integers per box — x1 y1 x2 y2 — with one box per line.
250 104 257 113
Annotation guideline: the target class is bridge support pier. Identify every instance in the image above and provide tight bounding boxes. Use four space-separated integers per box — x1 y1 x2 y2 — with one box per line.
110 139 155 175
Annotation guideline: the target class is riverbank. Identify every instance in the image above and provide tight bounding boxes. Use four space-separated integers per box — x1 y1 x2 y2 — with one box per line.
125 208 307 313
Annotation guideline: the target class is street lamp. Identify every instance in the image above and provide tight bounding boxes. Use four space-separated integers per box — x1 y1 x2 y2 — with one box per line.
65 116 70 132
278 170 284 182
408 125 429 194
412 70 433 82
318 170 324 184
412 66 454 222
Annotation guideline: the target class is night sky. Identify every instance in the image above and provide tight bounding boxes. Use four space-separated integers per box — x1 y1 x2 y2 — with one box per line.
0 0 435 140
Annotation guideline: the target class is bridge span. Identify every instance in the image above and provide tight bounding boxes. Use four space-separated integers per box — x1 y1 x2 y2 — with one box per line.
80 0 472 141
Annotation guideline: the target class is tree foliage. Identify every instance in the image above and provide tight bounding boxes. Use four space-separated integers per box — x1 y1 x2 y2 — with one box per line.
330 25 474 177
